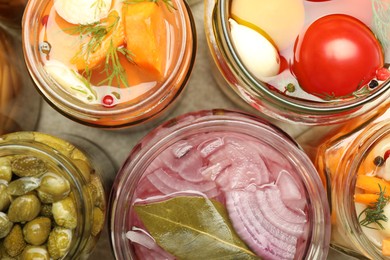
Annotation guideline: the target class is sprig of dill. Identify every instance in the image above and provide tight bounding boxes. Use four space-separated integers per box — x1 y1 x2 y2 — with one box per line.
99 41 132 87
91 0 108 16
123 0 176 11
358 184 390 230
66 13 132 87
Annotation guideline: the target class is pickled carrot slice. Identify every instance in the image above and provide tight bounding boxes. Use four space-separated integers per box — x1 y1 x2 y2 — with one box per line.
356 175 390 196
122 2 167 78
354 193 380 205
71 10 125 70
383 238 390 256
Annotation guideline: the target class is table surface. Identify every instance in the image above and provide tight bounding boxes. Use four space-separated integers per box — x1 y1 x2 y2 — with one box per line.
33 2 353 259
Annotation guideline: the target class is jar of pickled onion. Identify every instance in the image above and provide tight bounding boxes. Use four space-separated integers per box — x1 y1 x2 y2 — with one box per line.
0 132 112 259
22 0 196 128
204 0 390 125
110 109 331 259
313 108 390 258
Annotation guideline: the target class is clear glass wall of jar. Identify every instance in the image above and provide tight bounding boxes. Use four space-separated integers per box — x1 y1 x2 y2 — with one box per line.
0 132 112 259
22 0 196 129
110 109 330 259
0 0 27 28
0 23 42 135
314 108 390 258
204 0 390 125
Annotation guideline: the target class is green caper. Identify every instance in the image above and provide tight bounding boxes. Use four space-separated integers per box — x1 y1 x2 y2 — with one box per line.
0 157 12 182
11 155 47 177
40 204 53 219
47 227 72 260
3 224 26 257
0 212 13 239
0 183 11 211
72 159 91 182
87 174 105 209
52 197 77 229
23 217 51 246
91 207 105 236
37 172 70 203
21 246 50 260
33 133 74 157
8 194 41 223
7 177 41 196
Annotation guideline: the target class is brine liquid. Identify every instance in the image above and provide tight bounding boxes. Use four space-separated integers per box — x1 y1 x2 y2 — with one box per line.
128 132 311 260
230 0 389 101
37 0 184 107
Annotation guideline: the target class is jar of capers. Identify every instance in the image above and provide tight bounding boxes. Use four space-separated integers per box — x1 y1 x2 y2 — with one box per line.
0 132 108 259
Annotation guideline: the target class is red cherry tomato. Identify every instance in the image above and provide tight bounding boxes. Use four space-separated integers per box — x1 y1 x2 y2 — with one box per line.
292 14 384 98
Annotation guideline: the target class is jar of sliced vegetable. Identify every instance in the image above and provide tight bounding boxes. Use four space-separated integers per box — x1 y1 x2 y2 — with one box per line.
110 109 331 260
22 0 196 128
313 108 390 258
0 132 111 259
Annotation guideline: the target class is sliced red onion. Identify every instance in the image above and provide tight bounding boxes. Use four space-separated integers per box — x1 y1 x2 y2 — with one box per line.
226 190 298 259
256 189 305 236
129 229 175 260
146 168 220 198
215 161 270 191
170 140 193 158
126 230 156 249
200 158 232 181
264 188 307 224
276 170 302 202
197 137 224 157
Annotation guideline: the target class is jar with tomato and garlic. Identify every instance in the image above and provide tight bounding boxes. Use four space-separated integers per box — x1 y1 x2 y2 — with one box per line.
22 0 196 128
312 107 390 258
110 109 331 260
204 0 390 125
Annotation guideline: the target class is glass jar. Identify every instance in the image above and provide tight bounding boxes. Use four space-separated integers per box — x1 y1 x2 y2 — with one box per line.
313 108 390 258
110 109 331 259
22 0 196 129
204 0 390 125
0 132 110 259
0 24 41 135
0 0 27 28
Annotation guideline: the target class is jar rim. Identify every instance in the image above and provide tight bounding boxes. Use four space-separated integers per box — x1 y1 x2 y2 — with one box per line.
109 109 331 259
21 0 197 128
215 0 390 115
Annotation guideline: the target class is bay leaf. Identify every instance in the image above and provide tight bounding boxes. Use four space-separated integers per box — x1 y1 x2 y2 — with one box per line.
134 196 260 260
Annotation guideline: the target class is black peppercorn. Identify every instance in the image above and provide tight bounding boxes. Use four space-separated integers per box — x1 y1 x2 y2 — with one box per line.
374 156 385 167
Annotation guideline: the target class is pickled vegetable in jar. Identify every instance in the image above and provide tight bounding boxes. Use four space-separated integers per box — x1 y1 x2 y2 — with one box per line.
22 0 196 128
110 110 331 260
313 108 390 258
0 132 109 259
205 0 390 125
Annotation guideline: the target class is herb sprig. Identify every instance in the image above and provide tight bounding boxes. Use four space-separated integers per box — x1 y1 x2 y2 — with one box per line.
359 184 390 230
66 12 131 87
123 0 176 11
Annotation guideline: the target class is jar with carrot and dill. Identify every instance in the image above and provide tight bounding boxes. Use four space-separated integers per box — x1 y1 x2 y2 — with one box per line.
22 0 196 128
313 108 390 259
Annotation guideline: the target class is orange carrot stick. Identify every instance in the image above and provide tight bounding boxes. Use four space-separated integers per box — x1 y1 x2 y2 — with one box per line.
383 238 390 256
354 193 380 205
356 175 390 196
